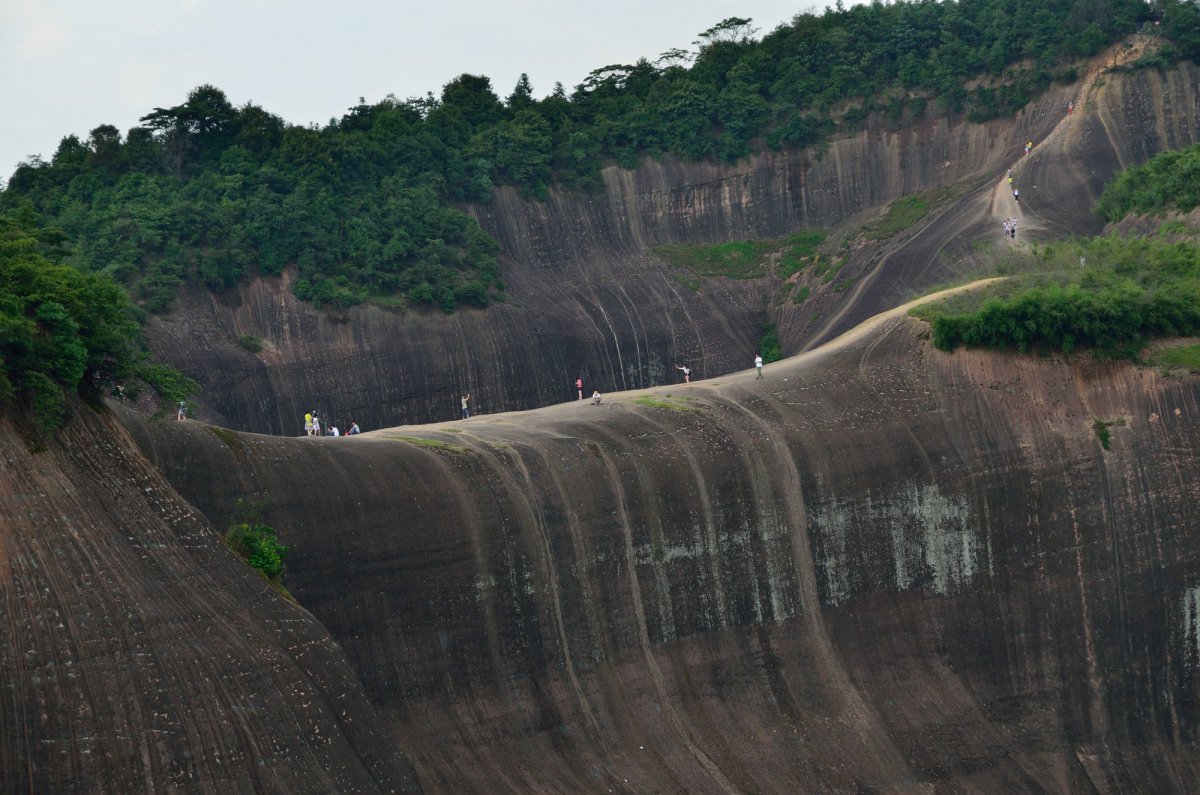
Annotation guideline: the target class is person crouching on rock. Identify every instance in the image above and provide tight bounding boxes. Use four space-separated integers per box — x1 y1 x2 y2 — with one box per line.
592 390 602 405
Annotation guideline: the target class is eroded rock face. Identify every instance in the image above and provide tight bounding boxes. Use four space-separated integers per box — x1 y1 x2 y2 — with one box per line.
0 406 419 793
128 317 1200 793
145 65 1200 436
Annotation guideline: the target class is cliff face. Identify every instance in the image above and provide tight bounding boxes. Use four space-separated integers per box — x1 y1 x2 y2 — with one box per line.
144 63 1200 436
0 405 419 793
127 311 1200 793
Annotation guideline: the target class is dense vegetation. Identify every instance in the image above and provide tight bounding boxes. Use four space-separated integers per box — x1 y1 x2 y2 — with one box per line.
1095 142 1200 220
913 235 1200 354
3 0 1192 314
0 211 197 435
0 211 136 434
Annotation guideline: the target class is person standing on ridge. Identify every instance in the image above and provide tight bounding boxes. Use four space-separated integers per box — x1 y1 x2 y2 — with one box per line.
575 376 583 400
312 414 321 436
177 400 187 421
304 411 313 436
461 393 470 419
755 354 764 379
676 364 691 383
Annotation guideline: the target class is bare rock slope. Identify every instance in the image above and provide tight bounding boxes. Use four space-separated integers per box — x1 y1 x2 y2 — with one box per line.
0 407 419 793
128 297 1200 793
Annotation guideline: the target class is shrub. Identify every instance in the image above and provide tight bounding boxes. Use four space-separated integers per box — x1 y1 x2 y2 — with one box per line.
226 521 288 582
237 334 263 353
759 322 783 362
915 236 1200 356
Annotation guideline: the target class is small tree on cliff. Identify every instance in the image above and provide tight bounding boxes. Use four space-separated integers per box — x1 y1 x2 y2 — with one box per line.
224 500 290 596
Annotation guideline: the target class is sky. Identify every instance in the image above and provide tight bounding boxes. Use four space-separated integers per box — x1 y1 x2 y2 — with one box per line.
1 0 813 183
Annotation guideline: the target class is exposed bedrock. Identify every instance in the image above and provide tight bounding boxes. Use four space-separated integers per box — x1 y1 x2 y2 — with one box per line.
145 64 1200 436
0 407 419 793
129 315 1200 793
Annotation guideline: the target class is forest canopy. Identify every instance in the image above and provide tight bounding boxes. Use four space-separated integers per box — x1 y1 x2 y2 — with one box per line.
2 0 1192 314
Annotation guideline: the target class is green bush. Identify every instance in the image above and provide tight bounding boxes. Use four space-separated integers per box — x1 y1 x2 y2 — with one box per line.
759 322 783 362
226 521 288 581
1096 143 1200 221
916 236 1200 356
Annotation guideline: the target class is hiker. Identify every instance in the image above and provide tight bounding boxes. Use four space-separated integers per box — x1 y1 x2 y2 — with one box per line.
1025 141 1032 155
461 393 470 419
329 425 340 437
592 390 602 405
312 414 321 436
1013 188 1019 202
177 400 186 421
575 376 583 400
755 354 764 379
1068 101 1074 115
1011 218 1017 239
349 421 361 435
1003 219 1010 237
304 411 313 435
676 364 691 383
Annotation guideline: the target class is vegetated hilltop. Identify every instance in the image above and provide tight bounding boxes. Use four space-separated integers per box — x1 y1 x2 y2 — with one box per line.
1 1 1197 435
116 302 1200 793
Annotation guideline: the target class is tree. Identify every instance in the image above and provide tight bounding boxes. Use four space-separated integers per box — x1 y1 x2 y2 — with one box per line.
507 73 535 110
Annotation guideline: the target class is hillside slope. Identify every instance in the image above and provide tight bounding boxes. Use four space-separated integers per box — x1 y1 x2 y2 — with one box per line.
0 406 419 793
143 59 1200 436
127 300 1200 792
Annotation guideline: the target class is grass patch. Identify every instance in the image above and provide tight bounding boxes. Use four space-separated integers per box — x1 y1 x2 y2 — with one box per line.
653 240 771 279
776 230 828 278
792 285 812 303
384 434 469 453
1092 417 1126 450
1150 343 1200 373
863 185 961 240
1157 219 1195 237
653 229 828 282
634 396 700 412
673 272 701 291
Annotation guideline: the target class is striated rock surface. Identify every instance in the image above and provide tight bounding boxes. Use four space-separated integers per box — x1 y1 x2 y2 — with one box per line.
127 305 1200 793
144 62 1200 436
0 406 419 793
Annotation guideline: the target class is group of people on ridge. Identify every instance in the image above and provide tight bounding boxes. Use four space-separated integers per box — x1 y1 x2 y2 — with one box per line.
304 410 359 437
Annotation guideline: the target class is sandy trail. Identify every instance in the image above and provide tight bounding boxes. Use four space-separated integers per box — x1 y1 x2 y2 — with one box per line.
991 36 1150 238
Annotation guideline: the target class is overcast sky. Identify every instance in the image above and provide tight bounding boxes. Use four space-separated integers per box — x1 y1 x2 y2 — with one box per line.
1 0 813 183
